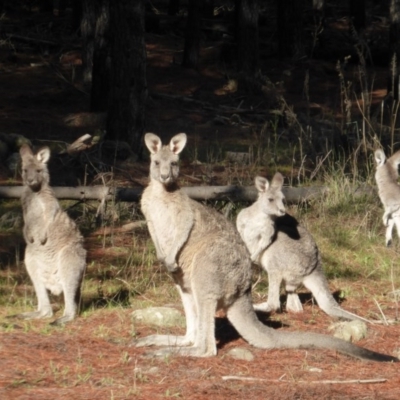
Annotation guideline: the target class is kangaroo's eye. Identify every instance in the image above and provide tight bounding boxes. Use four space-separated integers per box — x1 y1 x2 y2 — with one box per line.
171 162 177 167
23 169 27 174
268 198 274 203
37 169 42 173
154 161 160 166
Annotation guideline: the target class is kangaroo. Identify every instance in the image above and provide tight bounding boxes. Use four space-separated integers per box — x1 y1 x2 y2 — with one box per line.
236 174 366 322
16 145 86 325
136 132 397 362
374 148 400 246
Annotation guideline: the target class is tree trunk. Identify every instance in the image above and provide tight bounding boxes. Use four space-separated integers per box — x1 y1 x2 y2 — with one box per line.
182 0 201 68
277 0 305 59
390 0 400 100
106 0 147 156
81 0 96 84
202 0 214 19
349 0 366 33
90 0 110 112
235 0 259 78
71 0 83 33
313 0 325 25
168 0 180 16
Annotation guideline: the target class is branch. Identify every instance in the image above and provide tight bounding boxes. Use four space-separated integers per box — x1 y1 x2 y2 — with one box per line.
0 185 328 203
222 376 387 384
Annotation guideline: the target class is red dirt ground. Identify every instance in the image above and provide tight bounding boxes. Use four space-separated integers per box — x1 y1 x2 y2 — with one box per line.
0 5 400 400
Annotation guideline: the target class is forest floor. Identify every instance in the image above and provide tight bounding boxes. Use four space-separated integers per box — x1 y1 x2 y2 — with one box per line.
0 4 400 400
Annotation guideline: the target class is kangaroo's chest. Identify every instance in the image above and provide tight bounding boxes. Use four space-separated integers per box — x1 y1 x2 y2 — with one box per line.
141 188 182 250
23 194 46 219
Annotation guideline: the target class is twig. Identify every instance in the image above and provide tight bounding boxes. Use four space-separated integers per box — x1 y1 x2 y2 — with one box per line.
5 33 58 46
222 376 387 384
332 306 372 324
373 298 389 326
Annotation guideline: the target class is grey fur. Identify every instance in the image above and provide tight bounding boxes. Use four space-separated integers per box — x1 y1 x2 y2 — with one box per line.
136 133 397 362
17 145 86 325
374 148 400 246
236 174 366 322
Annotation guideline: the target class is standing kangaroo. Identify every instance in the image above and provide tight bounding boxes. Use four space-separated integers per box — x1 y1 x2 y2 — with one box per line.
136 132 397 362
17 145 86 325
374 148 400 246
236 174 365 321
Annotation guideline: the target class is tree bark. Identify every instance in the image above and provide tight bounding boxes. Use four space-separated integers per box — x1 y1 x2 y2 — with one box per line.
349 0 366 33
106 0 147 156
182 0 201 68
90 0 110 112
202 0 214 19
390 0 400 100
235 0 259 78
277 0 305 59
168 0 180 16
71 0 83 33
81 0 97 84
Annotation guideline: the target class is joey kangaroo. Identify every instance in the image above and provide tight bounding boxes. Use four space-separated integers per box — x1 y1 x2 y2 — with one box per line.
16 145 86 325
136 132 397 362
236 174 365 321
374 148 400 246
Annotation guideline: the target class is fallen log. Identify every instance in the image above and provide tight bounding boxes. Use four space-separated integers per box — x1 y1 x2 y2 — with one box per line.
0 184 330 203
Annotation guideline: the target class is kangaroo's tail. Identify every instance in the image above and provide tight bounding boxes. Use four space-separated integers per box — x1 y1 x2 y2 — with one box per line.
302 269 368 322
227 292 398 362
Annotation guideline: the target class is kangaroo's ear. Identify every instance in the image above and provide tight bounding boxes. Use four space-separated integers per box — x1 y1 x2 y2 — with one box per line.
375 149 386 166
144 133 162 154
271 172 284 189
36 147 51 164
19 144 33 158
254 176 269 192
169 133 187 155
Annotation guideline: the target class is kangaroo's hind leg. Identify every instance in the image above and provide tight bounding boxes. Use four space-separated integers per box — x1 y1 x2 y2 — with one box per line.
254 271 283 313
146 294 217 357
134 283 198 349
392 214 400 246
285 285 303 313
17 255 53 320
51 250 86 326
136 283 218 357
385 216 395 247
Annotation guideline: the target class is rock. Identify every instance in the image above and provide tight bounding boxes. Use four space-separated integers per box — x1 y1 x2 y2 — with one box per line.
226 347 254 361
307 367 323 373
328 320 368 342
131 306 185 328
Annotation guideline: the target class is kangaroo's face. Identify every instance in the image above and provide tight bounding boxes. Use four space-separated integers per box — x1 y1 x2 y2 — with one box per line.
255 173 285 218
144 132 187 185
20 145 51 192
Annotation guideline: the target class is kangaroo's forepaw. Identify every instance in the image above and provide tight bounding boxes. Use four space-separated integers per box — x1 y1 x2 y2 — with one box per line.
39 235 48 245
163 259 180 273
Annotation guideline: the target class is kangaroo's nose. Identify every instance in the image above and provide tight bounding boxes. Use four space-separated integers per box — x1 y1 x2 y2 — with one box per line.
160 173 170 182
